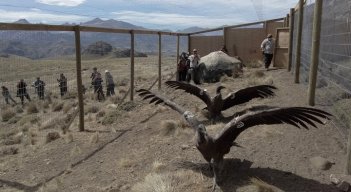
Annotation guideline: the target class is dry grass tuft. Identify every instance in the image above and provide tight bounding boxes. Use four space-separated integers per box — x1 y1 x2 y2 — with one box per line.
86 105 100 114
248 74 274 86
245 60 263 68
70 144 81 157
64 133 74 143
250 177 277 192
96 110 106 118
18 115 40 126
109 95 122 104
118 158 135 168
131 170 206 192
0 146 19 155
250 70 265 78
52 101 64 112
1 108 16 122
46 132 61 143
160 120 178 136
27 103 39 114
102 110 121 125
63 103 73 113
152 161 167 173
15 105 24 113
89 132 99 144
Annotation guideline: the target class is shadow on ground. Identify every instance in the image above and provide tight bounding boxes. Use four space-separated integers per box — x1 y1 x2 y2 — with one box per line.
177 158 338 192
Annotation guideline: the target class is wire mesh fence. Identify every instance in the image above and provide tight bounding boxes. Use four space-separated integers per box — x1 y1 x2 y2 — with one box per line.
0 30 78 133
291 9 299 73
315 0 351 135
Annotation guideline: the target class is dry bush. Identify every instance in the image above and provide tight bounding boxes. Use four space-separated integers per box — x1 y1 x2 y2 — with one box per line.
152 161 167 173
109 95 122 104
160 120 178 136
85 105 100 114
102 110 121 125
0 146 19 155
245 60 263 68
247 74 274 86
27 103 39 114
118 101 137 111
46 132 61 143
250 177 277 192
3 132 22 145
64 133 73 143
118 78 129 86
18 115 40 126
1 108 16 122
63 103 73 113
15 105 24 113
89 132 99 144
62 92 77 100
118 158 135 168
52 101 64 112
96 110 106 118
70 144 81 157
42 100 50 109
7 116 21 124
119 86 128 94
131 170 206 192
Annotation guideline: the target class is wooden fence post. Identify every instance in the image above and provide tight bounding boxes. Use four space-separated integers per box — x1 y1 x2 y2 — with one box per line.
294 0 304 83
308 0 323 106
130 30 134 101
188 34 191 54
74 25 84 132
286 14 290 27
176 35 180 81
158 32 162 90
288 8 295 72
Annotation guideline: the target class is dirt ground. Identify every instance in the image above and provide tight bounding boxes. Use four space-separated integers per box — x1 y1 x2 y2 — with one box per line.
0 67 347 192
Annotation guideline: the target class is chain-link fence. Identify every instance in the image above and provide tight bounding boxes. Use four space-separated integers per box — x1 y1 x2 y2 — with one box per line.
291 0 351 137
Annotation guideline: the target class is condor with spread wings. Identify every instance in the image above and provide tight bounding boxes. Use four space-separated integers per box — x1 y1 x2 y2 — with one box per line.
165 81 277 121
136 88 331 192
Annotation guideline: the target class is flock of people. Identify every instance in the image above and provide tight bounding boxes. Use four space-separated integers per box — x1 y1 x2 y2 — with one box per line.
1 67 116 105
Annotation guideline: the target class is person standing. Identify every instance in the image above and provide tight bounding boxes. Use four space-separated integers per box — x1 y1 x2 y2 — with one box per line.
57 73 68 97
33 77 46 100
177 52 189 81
17 79 31 105
105 70 115 96
1 86 16 104
261 34 275 70
186 49 201 84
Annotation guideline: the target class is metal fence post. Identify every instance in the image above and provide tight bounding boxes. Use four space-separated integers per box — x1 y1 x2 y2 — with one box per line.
288 8 295 72
130 30 134 101
188 34 191 54
74 25 84 132
158 32 162 90
294 0 304 83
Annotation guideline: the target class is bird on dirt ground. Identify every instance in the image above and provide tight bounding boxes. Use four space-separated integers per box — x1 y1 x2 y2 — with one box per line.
165 80 277 122
136 88 331 192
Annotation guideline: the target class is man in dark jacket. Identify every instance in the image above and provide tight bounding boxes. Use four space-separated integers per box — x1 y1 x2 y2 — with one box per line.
17 79 31 105
57 73 68 97
33 77 46 100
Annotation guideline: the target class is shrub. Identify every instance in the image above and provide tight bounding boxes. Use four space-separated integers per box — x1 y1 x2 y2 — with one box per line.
27 103 39 114
18 115 40 126
86 105 99 114
1 109 16 122
52 101 64 112
46 132 61 143
102 110 121 125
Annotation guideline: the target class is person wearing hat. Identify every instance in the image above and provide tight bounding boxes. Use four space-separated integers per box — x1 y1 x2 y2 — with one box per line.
104 70 115 96
261 34 275 70
186 48 201 84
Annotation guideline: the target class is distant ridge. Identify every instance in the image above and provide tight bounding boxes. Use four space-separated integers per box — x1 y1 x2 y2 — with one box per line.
13 19 30 24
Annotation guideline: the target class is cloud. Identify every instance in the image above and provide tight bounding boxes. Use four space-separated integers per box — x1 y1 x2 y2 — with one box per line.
0 9 88 23
35 0 85 6
111 11 251 29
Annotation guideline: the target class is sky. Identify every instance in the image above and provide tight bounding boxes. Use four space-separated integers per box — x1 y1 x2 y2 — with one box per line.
0 0 298 31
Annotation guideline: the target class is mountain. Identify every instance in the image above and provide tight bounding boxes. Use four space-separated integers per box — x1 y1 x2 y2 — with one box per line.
81 18 145 30
0 18 191 59
13 19 30 24
177 26 208 33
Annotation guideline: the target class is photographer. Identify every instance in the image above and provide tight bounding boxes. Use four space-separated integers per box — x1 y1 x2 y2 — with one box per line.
186 49 201 84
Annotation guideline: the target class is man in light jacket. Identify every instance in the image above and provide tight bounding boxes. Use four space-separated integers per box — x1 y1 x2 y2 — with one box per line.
261 34 275 70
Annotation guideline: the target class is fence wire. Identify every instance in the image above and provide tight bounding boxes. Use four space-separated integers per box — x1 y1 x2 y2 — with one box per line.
315 0 351 134
0 30 77 132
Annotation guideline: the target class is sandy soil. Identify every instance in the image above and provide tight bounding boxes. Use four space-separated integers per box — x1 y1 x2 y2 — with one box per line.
0 67 346 192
